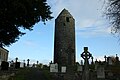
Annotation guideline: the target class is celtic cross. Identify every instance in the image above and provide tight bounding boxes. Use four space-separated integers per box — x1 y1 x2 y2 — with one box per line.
81 47 92 80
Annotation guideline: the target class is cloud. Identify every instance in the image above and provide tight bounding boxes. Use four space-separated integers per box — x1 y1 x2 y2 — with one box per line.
76 19 96 29
41 59 51 65
76 19 111 37
49 0 104 18
49 0 109 37
94 56 105 61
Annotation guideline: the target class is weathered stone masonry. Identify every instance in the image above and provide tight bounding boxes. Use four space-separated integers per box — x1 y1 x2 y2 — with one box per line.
54 9 76 72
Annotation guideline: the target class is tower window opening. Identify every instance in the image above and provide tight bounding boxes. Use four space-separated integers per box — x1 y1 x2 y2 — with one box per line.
66 17 70 22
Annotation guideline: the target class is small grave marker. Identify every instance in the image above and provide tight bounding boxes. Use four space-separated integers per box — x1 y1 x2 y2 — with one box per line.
50 63 58 72
61 66 66 73
97 66 105 78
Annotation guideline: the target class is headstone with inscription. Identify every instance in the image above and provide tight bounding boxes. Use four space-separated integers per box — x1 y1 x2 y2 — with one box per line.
61 66 66 73
108 57 113 65
97 66 105 78
50 63 58 72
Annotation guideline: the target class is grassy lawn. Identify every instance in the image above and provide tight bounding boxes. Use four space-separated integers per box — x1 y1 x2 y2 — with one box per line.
8 68 53 80
8 68 31 80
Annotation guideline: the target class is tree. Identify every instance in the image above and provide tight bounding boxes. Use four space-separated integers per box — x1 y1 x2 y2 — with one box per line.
105 0 120 35
0 0 53 47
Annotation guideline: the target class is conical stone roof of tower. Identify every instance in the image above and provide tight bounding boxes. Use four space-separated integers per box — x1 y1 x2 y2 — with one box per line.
57 8 74 19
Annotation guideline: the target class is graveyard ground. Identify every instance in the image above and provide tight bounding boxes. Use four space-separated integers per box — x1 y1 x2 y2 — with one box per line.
8 68 54 80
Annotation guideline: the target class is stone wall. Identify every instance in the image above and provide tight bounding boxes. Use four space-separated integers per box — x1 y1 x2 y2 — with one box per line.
0 47 9 63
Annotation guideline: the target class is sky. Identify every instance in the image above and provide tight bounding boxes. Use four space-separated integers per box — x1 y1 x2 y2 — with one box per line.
6 0 120 64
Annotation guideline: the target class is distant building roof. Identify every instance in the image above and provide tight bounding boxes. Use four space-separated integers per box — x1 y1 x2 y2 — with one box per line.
0 47 9 53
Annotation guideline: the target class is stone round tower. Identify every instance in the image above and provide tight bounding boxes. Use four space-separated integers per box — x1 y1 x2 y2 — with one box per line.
54 9 76 72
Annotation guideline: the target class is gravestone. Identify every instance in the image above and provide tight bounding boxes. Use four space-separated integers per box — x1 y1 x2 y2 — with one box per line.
15 62 20 69
8 61 11 67
15 57 18 63
97 66 105 79
61 66 66 73
1 61 9 70
116 54 119 62
91 56 94 64
37 61 39 65
104 55 107 62
23 60 26 67
81 47 92 80
32 63 36 68
15 57 20 69
77 65 83 72
27 59 30 67
50 63 58 72
10 60 14 68
108 72 113 77
81 60 83 65
95 59 98 70
108 57 113 65
20 62 24 68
